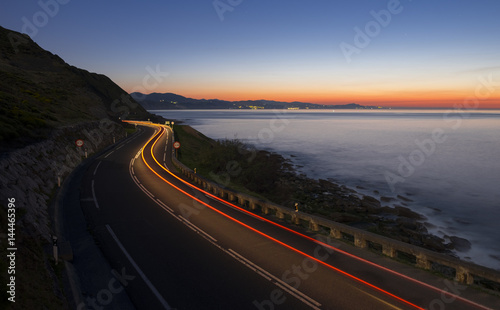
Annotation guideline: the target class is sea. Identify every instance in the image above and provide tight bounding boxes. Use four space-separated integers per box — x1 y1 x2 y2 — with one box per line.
150 109 500 270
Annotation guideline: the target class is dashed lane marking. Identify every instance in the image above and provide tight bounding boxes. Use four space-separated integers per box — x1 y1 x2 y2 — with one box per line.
93 161 102 176
105 225 172 310
91 180 100 210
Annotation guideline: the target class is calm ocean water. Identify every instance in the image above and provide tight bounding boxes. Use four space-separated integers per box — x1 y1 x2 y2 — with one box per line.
152 109 500 269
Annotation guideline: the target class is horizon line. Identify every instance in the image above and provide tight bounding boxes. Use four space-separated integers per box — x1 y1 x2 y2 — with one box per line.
129 91 500 109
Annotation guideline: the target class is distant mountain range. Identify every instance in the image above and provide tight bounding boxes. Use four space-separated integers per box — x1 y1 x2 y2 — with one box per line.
131 92 378 110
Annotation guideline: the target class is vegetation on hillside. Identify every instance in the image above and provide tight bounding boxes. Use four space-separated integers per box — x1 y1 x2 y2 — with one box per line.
174 125 293 202
173 125 462 254
0 26 158 151
0 25 164 309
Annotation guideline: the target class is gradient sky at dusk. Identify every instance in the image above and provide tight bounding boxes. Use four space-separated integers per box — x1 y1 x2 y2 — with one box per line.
2 0 500 107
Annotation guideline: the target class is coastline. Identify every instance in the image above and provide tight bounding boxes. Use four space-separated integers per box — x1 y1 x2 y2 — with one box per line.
172 123 472 260
157 108 500 271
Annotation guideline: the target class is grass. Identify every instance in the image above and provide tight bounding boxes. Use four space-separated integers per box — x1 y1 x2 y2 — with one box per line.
0 207 65 310
0 27 156 151
173 124 293 202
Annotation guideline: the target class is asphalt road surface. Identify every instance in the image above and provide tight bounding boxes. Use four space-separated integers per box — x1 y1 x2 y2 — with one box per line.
74 123 499 310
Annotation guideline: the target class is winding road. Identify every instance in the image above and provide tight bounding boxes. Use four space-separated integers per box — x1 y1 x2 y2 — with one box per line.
71 122 498 310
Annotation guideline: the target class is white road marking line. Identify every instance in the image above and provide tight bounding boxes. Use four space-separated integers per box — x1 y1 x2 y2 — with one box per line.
351 285 403 310
104 150 114 158
105 225 172 310
226 250 272 281
177 215 218 242
91 180 100 210
228 249 322 309
275 281 322 310
139 184 147 192
129 159 160 202
93 161 102 176
156 199 174 213
128 154 320 308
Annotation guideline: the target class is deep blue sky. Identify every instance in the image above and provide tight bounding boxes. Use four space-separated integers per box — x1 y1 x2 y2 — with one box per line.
2 0 500 107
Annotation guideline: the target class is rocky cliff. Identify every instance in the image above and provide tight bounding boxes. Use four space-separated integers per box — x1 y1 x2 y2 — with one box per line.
0 24 160 238
0 25 160 308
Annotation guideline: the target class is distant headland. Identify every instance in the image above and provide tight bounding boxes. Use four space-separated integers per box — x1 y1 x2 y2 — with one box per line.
130 92 385 110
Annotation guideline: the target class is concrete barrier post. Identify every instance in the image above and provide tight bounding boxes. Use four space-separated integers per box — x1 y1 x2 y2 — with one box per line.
249 202 257 211
382 245 396 258
416 253 431 270
309 219 319 232
170 148 500 290
330 227 341 239
354 234 367 248
456 267 473 284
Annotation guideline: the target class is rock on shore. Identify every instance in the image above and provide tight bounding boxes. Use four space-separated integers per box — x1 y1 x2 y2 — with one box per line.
276 171 458 253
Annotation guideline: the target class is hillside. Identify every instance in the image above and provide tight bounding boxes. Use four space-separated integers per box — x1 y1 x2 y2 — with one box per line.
0 26 164 309
0 26 160 151
131 92 371 110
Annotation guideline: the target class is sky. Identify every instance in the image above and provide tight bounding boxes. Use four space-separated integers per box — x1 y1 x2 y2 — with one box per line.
2 0 500 108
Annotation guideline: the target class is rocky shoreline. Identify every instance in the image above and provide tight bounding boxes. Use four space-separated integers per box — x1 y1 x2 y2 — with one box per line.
173 123 472 258
277 169 472 255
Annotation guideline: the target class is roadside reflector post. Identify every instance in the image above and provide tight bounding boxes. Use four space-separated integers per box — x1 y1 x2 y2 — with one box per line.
52 235 58 265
